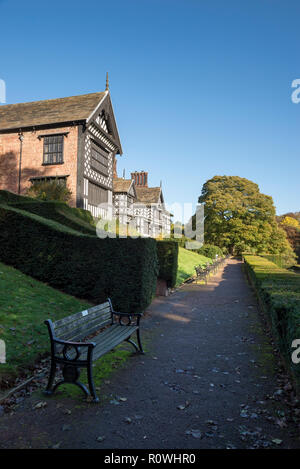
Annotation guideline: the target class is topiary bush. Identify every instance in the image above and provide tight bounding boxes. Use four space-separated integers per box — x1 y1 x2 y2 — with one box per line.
0 204 158 312
156 240 179 288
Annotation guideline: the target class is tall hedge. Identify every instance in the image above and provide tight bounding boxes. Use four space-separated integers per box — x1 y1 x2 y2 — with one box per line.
0 204 158 312
156 240 179 288
10 200 96 236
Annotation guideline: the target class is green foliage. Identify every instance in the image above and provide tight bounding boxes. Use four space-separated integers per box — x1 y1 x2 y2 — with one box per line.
0 190 34 204
156 240 179 288
260 252 297 269
26 178 72 203
199 175 291 255
10 200 96 236
197 244 224 259
0 204 159 313
278 222 300 264
167 223 194 247
244 255 300 386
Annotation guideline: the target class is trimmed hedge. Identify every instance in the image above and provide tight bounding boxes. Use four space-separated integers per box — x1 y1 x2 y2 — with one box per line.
0 190 34 204
10 200 96 236
260 253 296 269
244 255 300 387
156 240 179 288
0 204 158 312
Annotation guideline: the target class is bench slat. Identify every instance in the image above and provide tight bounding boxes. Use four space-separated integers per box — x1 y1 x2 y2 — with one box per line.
53 302 111 330
92 326 138 360
55 312 111 341
54 303 111 339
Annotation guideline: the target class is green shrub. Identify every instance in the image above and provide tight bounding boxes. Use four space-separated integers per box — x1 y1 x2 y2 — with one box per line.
197 244 224 259
156 240 179 288
0 204 158 312
244 255 300 387
10 200 96 236
26 178 72 203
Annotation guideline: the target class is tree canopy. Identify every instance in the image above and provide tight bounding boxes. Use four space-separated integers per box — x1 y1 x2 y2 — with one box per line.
198 175 292 255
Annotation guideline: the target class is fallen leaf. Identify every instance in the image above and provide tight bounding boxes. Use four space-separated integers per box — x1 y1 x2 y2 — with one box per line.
272 439 282 445
34 401 47 409
185 429 202 439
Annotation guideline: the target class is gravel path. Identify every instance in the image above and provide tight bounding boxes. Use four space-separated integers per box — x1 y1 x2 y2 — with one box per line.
0 258 299 449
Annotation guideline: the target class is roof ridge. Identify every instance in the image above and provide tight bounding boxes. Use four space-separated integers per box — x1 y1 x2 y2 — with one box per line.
0 91 105 108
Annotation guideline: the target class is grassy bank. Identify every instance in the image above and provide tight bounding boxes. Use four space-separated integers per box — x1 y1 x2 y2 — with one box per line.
0 262 92 384
176 247 212 286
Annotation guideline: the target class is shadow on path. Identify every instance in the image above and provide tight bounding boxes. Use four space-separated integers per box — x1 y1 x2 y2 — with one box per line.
0 259 299 449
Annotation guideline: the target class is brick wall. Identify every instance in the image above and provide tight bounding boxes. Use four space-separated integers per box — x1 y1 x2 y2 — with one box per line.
0 125 79 206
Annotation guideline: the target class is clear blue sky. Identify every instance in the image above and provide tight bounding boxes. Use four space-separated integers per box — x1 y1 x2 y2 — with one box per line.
0 0 299 217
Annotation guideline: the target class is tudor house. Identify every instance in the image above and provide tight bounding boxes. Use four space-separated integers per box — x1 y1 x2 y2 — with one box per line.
113 169 171 237
0 82 122 218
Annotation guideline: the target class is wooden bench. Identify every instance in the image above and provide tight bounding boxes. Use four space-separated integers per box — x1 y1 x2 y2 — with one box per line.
44 298 143 403
195 263 211 283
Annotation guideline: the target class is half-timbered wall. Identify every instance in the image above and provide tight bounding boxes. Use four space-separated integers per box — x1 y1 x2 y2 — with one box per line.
82 119 118 219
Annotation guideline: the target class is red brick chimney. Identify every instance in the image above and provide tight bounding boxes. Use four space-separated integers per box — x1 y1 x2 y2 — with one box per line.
131 171 148 187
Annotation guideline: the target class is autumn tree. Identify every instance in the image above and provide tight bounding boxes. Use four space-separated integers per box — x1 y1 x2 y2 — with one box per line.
198 175 292 255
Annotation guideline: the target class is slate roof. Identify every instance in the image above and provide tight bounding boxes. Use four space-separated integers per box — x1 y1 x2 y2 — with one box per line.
0 92 106 131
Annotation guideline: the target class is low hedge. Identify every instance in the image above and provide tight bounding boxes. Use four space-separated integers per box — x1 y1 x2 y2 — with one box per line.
156 240 179 288
0 204 158 312
260 253 296 269
10 200 96 236
243 255 300 387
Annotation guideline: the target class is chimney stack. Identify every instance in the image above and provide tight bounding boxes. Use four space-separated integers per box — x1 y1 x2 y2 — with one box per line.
131 171 148 187
113 157 118 178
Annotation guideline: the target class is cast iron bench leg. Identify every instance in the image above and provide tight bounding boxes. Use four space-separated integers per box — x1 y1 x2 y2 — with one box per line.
44 359 57 395
87 361 99 403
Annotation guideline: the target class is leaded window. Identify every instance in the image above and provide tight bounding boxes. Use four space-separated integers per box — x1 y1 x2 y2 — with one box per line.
43 135 64 164
88 181 108 206
91 141 109 176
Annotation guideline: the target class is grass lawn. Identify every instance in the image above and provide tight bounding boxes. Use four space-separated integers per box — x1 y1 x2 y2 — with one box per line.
0 261 149 400
0 261 92 384
176 247 212 286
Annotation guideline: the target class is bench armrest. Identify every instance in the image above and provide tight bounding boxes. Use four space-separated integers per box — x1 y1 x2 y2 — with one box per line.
112 311 142 326
112 311 142 317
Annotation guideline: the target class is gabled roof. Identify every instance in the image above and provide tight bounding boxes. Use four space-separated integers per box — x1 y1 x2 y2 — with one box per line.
0 92 106 131
135 186 162 204
113 178 134 194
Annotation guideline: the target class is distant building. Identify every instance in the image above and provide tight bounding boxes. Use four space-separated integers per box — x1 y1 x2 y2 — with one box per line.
113 169 171 238
113 177 137 226
0 79 122 219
